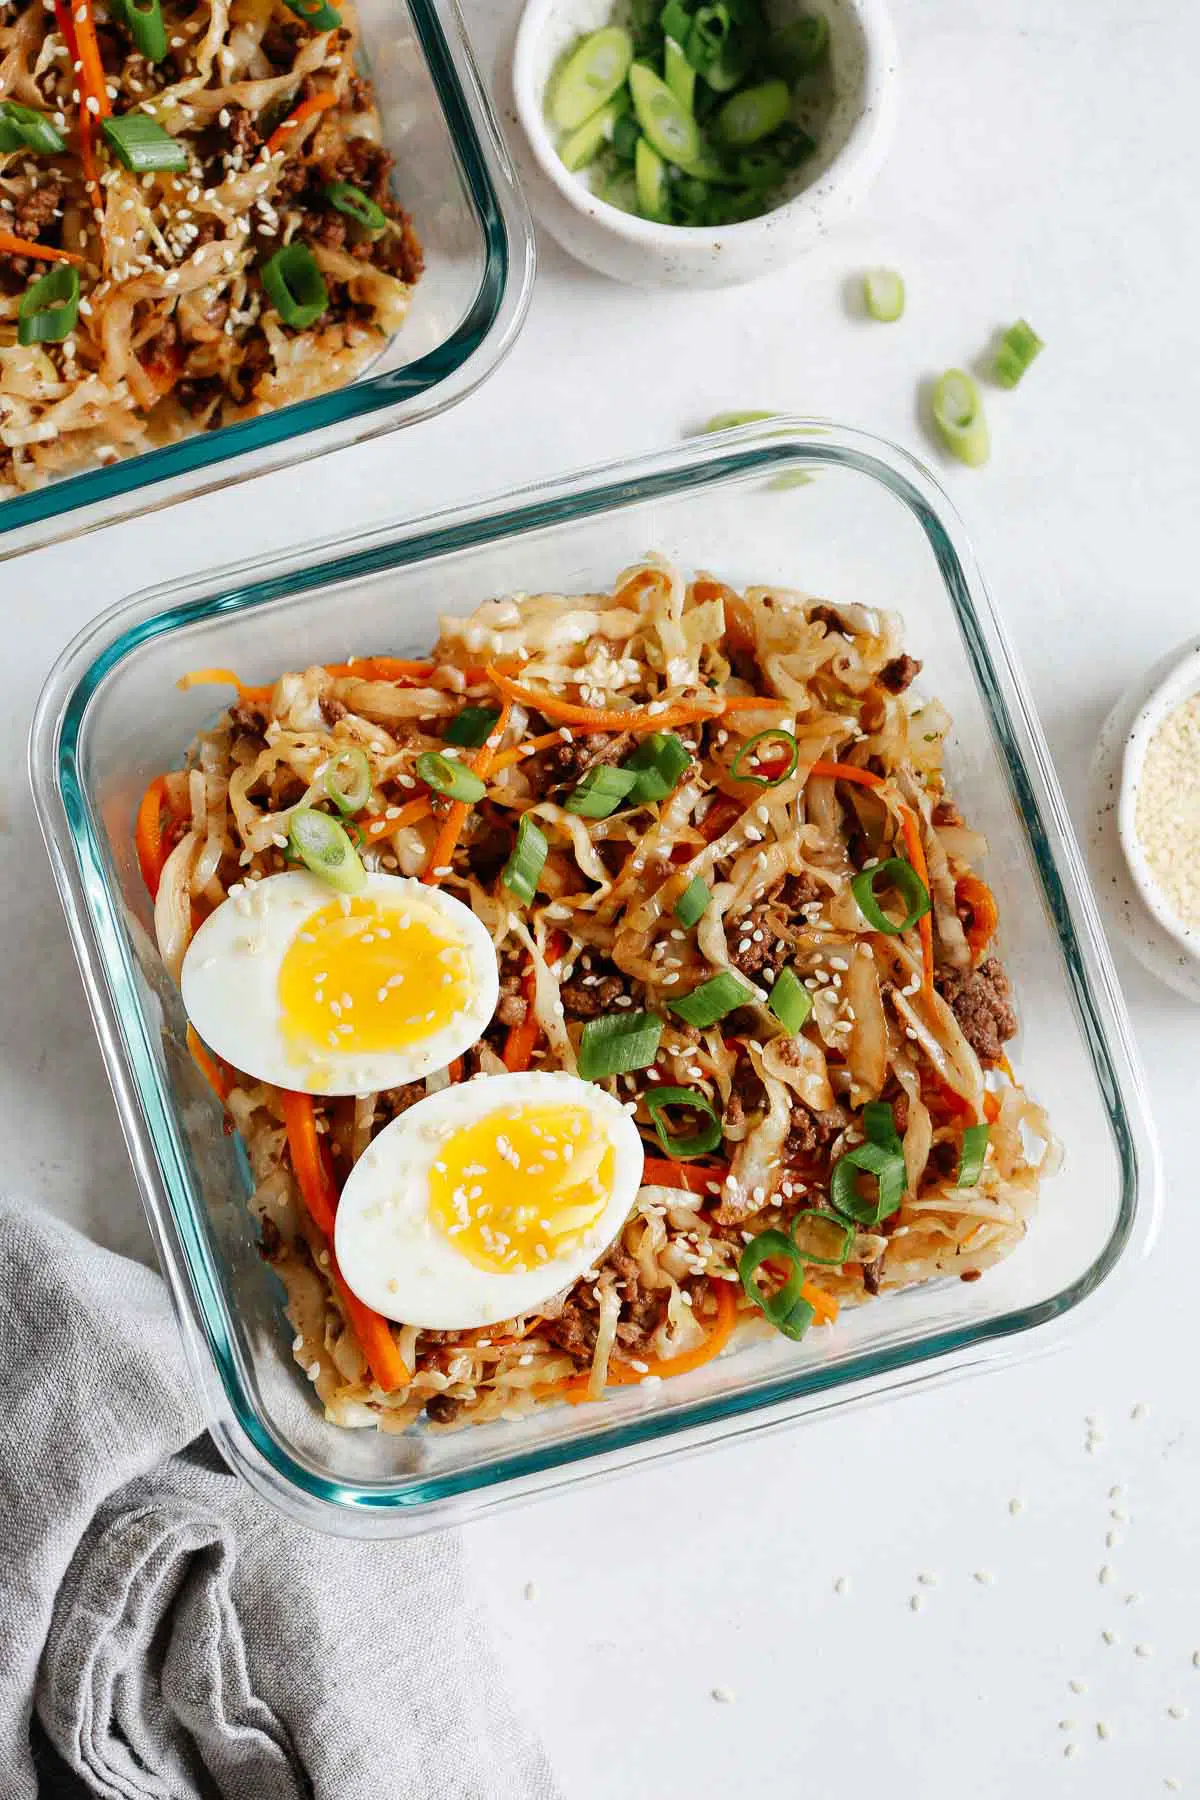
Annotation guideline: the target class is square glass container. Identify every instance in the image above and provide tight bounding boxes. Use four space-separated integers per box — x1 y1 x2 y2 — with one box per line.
0 0 534 562
30 421 1160 1536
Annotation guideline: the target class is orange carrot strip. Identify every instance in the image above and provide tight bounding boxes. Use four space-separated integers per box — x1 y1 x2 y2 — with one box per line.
360 796 432 843
266 89 338 156
71 0 111 118
0 230 83 266
325 657 435 682
956 873 999 961
447 1057 465 1083
422 697 513 885
562 1278 739 1401
501 931 566 1071
808 759 885 790
721 693 791 711
982 1090 1001 1124
487 665 721 735
177 668 274 703
187 1025 232 1105
640 1156 728 1196
135 775 171 898
997 1053 1015 1082
486 730 569 776
803 1281 839 1327
899 804 936 1006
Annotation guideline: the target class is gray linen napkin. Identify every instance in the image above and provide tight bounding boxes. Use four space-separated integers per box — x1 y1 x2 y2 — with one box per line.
0 1199 559 1800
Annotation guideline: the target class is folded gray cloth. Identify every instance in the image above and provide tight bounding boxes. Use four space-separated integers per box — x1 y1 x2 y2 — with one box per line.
0 1200 559 1800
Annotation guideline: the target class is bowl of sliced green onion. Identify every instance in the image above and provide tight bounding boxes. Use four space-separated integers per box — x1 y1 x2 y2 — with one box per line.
509 0 897 287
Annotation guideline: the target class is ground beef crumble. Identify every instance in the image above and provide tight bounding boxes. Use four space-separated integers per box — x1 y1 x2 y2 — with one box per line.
935 955 1017 1063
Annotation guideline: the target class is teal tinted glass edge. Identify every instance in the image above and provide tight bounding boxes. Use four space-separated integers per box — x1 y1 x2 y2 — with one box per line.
0 0 510 540
52 434 1144 1515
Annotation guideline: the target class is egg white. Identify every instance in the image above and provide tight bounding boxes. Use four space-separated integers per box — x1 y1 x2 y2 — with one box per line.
180 870 499 1096
333 1071 646 1329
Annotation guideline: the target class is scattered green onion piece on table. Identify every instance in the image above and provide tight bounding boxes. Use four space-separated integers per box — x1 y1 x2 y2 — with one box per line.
863 267 905 322
715 79 790 148
17 264 79 346
766 470 814 491
623 731 690 801
260 243 328 329
739 1229 815 1340
323 746 371 814
415 750 486 804
957 1122 990 1187
501 814 548 905
769 12 830 77
992 318 1044 388
673 875 712 928
282 0 341 27
644 1085 724 1158
850 857 931 934
578 1009 663 1081
663 35 696 110
669 968 755 1029
701 409 778 432
558 92 629 172
790 1209 854 1267
767 966 812 1033
564 763 639 819
830 1140 906 1226
0 101 67 154
288 808 366 894
629 61 700 165
118 0 168 63
730 727 799 787
550 26 634 130
930 368 990 468
443 705 500 749
324 181 387 234
635 136 670 219
101 113 188 173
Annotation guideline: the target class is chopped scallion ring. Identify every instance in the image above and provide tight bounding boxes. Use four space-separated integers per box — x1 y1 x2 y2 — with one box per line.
323 747 371 815
0 101 67 154
623 731 690 801
444 706 500 749
830 1140 906 1226
282 0 342 29
862 1099 901 1149
260 243 328 329
790 1210 854 1267
578 1010 664 1081
767 966 812 1033
501 814 548 906
644 1085 723 1159
550 26 634 130
324 181 387 234
739 1229 815 1341
931 368 990 467
669 968 755 1029
663 34 695 110
674 875 711 928
992 318 1044 388
114 0 168 63
17 263 79 346
415 750 486 804
851 858 931 935
287 808 366 894
957 1122 990 1187
100 113 188 173
863 267 905 322
715 78 790 148
629 61 700 165
730 727 798 787
564 763 638 819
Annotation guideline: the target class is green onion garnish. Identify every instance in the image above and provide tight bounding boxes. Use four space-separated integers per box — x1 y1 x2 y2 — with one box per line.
17 264 79 346
114 0 168 63
287 808 366 894
415 750 486 805
629 60 700 165
635 136 669 221
501 814 548 906
324 181 387 235
863 267 905 323
611 111 642 161
623 731 690 802
644 1085 723 1159
578 1010 664 1081
564 763 639 819
931 369 990 468
769 12 830 77
767 966 812 1033
739 1229 815 1341
0 101 67 155
715 79 790 149
559 93 629 172
730 728 798 787
957 1122 990 1187
443 706 500 749
830 1141 906 1226
992 318 1044 389
551 25 634 130
701 410 778 432
663 34 695 110
260 244 328 330
100 113 188 173
669 968 755 1028
282 0 341 29
323 746 371 815
790 1209 854 1267
673 875 711 928
850 858 931 935
862 1099 901 1149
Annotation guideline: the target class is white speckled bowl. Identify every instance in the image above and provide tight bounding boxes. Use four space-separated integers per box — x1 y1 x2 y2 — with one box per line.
1088 637 1200 1002
504 0 898 289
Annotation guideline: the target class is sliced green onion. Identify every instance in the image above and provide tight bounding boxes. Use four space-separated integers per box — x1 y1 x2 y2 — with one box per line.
715 80 790 149
635 135 670 220
0 102 67 155
282 0 341 29
669 968 755 1028
644 1085 723 1158
690 5 750 91
100 113 188 173
790 1209 854 1267
578 1010 664 1081
323 746 371 814
864 267 905 322
674 875 711 928
443 705 500 749
629 61 700 165
862 1099 901 1149
17 264 79 346
287 808 366 894
739 1229 815 1341
664 35 696 111
564 763 639 819
558 92 629 171
415 749 486 804
957 1122 990 1187
769 12 829 77
700 408 778 432
659 0 695 50
501 813 548 905
324 181 387 234
766 469 814 491
767 966 812 1033
260 243 328 329
623 731 690 802
730 727 798 787
611 111 642 161
830 1140 906 1226
850 858 931 935
117 0 168 63
992 318 1044 389
550 26 634 130
931 368 989 468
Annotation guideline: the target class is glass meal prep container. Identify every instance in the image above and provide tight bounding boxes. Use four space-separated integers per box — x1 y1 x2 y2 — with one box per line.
30 420 1159 1537
0 0 534 562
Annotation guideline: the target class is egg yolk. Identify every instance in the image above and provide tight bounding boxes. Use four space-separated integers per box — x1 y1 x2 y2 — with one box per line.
428 1104 614 1275
277 895 472 1068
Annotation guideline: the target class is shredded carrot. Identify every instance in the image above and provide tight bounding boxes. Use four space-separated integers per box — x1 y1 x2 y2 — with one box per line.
898 804 936 1006
71 0 111 118
360 795 433 843
640 1156 727 1196
502 973 539 1072
808 759 885 790
187 1024 231 1105
982 1090 1001 1124
177 668 273 703
804 1281 839 1327
956 873 999 961
0 230 83 266
486 730 569 776
561 1278 739 1401
721 693 792 711
266 89 338 156
997 1053 1015 1082
422 697 513 885
447 1057 465 1083
487 666 721 735
134 775 172 898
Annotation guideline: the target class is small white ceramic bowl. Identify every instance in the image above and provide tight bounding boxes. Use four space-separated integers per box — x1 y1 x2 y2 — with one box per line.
505 0 898 289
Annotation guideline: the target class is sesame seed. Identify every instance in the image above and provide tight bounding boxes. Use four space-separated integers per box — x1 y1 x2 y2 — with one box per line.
711 1686 734 1704
1068 1679 1087 1695
833 1576 847 1595
523 1581 537 1601
1063 1744 1078 1760
1135 1644 1153 1658
1167 1705 1187 1720
1008 1496 1024 1515
1101 1629 1118 1646
1098 1565 1113 1585
1096 1721 1110 1742
909 1594 922 1612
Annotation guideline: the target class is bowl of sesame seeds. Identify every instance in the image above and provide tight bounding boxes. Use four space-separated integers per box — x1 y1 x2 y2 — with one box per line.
1116 639 1200 970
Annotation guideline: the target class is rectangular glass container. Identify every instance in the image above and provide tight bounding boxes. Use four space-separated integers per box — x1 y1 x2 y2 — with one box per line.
0 0 534 561
30 420 1160 1535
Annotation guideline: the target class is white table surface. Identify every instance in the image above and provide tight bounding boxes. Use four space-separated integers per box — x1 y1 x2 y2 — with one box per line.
6 1 1200 1793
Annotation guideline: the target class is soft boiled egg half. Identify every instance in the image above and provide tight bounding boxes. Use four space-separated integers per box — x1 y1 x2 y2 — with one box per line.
334 1071 646 1329
180 871 499 1096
